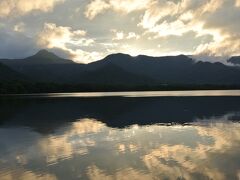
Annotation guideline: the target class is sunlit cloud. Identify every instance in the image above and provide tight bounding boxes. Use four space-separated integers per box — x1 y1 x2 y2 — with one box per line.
112 31 124 40
126 32 140 40
139 0 178 30
195 37 240 57
112 30 140 41
85 0 151 20
236 0 240 7
84 0 111 20
37 23 102 63
0 0 64 17
37 23 87 49
0 0 240 61
139 0 223 40
83 0 239 58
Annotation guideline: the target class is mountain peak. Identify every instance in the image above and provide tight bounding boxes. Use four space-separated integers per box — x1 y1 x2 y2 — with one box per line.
37 49 49 53
24 49 74 64
34 49 59 59
104 53 132 60
37 49 49 54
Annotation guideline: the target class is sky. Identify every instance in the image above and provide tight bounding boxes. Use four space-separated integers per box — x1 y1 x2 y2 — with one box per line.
0 0 240 63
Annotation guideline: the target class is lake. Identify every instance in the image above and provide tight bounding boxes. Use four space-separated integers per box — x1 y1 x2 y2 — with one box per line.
0 90 240 180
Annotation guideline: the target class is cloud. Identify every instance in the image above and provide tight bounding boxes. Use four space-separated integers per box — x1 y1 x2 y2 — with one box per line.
139 0 224 38
139 0 178 30
194 0 240 56
126 32 140 39
0 0 240 62
138 0 240 56
236 0 240 7
84 0 111 20
84 0 240 57
111 29 140 41
195 36 240 56
37 23 102 63
112 31 124 40
37 23 87 48
0 0 65 17
108 0 151 13
84 0 151 19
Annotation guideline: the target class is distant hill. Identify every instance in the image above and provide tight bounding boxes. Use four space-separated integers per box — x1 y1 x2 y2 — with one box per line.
0 50 83 83
0 49 74 66
1 50 240 86
87 53 240 85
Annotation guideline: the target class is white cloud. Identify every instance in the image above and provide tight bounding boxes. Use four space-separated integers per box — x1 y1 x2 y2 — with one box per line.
112 30 140 40
195 36 240 57
38 23 88 48
137 0 239 56
0 0 65 17
109 0 151 13
85 0 151 19
1 0 240 61
37 23 101 63
236 0 240 7
126 32 140 39
113 31 124 40
84 0 110 20
68 49 103 63
139 0 224 38
83 0 236 57
139 1 178 30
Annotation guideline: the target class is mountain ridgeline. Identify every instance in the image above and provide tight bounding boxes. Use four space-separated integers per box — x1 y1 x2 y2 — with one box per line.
0 50 240 93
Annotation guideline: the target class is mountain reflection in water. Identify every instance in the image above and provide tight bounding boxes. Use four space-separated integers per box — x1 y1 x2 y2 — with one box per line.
0 96 240 180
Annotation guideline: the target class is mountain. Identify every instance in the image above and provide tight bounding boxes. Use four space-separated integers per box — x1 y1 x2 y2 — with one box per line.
0 62 25 81
1 50 240 86
88 53 240 85
228 56 240 65
0 50 83 83
0 49 74 66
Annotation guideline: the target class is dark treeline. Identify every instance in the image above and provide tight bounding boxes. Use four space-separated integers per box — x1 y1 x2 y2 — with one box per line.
1 81 240 94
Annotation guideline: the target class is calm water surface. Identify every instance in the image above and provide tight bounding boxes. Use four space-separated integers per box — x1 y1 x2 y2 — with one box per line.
0 91 240 180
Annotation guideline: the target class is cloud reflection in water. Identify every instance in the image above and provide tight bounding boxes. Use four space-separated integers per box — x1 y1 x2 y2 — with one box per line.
0 115 240 180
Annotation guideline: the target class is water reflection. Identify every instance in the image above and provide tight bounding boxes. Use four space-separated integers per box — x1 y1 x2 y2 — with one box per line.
0 96 240 180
